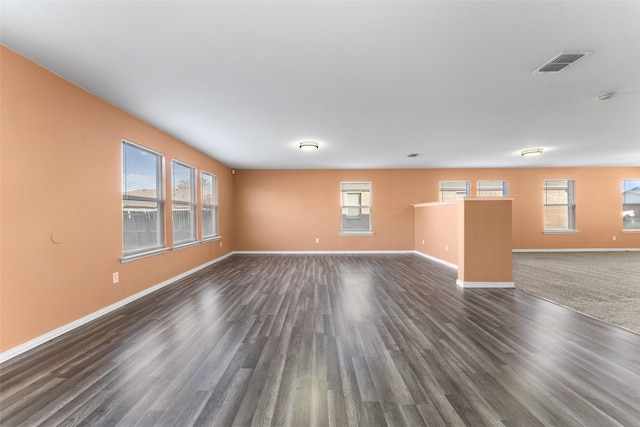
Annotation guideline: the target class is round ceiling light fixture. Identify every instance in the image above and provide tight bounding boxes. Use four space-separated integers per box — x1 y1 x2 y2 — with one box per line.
299 141 319 151
521 148 544 157
595 92 615 101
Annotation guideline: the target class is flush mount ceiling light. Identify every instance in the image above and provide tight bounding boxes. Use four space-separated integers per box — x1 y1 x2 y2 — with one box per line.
521 148 544 157
596 92 615 101
298 141 319 151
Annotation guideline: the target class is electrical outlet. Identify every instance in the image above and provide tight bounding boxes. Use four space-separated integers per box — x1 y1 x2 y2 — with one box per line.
445 245 448 251
220 241 223 247
113 272 119 284
612 235 617 241
422 240 425 245
315 238 320 243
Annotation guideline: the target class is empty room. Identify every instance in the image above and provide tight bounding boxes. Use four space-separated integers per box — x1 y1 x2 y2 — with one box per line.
1 1 639 426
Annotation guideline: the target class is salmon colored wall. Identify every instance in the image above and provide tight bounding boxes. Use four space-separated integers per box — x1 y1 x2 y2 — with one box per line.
414 203 458 265
233 169 428 251
505 168 639 249
458 199 513 283
235 168 640 252
1 47 234 352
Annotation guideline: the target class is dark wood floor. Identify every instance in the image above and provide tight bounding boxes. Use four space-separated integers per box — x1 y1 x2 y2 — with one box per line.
1 254 640 426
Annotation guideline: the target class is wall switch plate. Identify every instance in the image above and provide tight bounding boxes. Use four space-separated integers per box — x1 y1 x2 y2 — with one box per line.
113 272 119 284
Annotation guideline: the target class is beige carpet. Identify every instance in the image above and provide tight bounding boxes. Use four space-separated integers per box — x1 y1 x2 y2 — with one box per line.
513 251 640 334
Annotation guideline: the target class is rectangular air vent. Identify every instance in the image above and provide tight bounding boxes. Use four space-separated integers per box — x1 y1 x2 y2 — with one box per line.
535 52 590 73
407 153 419 158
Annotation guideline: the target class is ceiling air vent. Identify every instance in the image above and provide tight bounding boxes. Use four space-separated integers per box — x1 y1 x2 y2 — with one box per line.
535 52 590 73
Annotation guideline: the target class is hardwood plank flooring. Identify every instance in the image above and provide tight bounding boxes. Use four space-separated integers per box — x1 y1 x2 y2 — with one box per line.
1 254 640 426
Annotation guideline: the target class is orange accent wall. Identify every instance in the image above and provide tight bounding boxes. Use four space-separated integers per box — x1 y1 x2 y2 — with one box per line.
414 202 458 265
458 199 513 283
414 199 513 284
233 169 426 251
1 47 234 352
235 168 640 251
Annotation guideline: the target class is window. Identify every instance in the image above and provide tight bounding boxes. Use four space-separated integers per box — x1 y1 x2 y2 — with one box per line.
122 141 164 257
622 180 640 230
340 182 371 234
477 180 508 196
544 179 575 231
439 181 470 201
172 160 196 245
201 171 218 239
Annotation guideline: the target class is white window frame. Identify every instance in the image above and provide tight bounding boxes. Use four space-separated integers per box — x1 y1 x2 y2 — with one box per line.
622 179 640 231
340 181 372 235
544 179 576 232
171 160 197 247
440 180 470 201
477 180 508 196
121 140 166 261
201 171 219 240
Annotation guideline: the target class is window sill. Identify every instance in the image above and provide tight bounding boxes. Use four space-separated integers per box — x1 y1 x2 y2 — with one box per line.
201 235 221 243
172 241 199 251
340 231 374 236
121 247 169 263
622 229 640 233
544 230 579 234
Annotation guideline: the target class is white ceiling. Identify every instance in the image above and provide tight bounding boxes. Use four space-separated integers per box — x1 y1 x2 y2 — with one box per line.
2 1 640 169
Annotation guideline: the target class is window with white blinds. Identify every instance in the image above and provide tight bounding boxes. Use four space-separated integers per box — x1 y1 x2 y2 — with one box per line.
201 171 218 239
544 179 576 231
622 180 640 230
477 180 508 196
340 181 372 235
439 181 470 201
172 160 196 245
122 141 164 256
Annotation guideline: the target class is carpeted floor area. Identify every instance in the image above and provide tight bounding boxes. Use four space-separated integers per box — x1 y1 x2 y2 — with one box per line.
513 251 640 334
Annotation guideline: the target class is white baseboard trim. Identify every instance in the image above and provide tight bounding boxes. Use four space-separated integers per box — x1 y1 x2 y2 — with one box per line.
513 248 640 252
233 250 416 255
0 252 234 365
456 279 515 289
413 251 458 270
